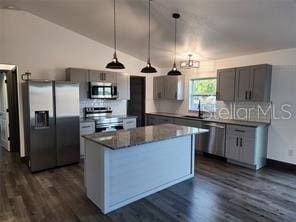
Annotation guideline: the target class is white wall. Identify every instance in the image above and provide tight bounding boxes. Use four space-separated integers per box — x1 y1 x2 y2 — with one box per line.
1 9 159 157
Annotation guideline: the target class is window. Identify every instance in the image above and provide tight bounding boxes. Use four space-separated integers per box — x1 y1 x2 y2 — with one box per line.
189 78 217 112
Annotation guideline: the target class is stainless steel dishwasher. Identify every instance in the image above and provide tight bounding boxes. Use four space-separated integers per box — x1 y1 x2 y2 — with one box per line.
198 122 226 157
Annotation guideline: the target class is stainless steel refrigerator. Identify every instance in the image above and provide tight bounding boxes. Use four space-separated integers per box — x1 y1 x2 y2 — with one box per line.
22 80 80 172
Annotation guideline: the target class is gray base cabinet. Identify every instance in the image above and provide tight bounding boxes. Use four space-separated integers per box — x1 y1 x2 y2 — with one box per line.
80 121 95 159
225 124 268 170
146 114 202 127
146 113 269 171
146 115 174 125
123 118 137 129
146 114 203 151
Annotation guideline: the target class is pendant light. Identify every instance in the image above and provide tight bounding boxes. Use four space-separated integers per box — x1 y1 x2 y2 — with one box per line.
167 13 182 76
106 0 125 69
141 0 157 73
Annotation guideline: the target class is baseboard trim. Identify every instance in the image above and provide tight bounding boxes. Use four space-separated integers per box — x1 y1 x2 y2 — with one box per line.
266 159 296 172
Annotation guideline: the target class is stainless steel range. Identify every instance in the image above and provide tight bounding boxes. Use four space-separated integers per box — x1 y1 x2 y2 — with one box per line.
84 107 124 132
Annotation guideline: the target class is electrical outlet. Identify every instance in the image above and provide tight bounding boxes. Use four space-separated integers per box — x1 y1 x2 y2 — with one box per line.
288 149 294 157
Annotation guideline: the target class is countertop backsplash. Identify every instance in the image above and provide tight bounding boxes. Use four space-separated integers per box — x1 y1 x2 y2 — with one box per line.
215 101 271 123
154 100 271 123
80 99 127 117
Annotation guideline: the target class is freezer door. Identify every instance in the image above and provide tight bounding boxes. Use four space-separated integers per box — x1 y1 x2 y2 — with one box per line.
28 81 56 172
55 82 80 166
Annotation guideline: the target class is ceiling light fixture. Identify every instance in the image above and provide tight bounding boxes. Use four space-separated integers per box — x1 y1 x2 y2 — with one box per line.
180 54 200 69
141 0 157 73
167 13 182 76
106 0 125 69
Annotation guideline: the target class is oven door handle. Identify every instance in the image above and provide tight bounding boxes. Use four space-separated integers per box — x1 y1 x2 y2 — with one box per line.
96 124 123 128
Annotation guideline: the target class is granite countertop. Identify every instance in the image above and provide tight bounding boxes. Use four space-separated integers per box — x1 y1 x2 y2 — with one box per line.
83 123 208 150
146 112 270 127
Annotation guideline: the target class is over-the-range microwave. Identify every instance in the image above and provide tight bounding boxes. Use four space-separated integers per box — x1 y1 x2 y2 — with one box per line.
89 82 118 99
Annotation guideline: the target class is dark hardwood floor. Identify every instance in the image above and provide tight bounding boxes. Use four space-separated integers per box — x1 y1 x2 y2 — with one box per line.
1 148 295 222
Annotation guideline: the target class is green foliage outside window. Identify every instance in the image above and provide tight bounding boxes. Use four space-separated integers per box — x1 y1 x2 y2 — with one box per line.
192 79 216 95
190 78 217 111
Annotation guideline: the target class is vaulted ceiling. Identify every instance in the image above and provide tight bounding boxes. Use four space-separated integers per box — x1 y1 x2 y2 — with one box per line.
2 0 296 67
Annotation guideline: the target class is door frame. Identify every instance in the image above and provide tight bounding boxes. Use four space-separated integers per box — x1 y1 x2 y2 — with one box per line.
0 65 20 153
128 76 146 127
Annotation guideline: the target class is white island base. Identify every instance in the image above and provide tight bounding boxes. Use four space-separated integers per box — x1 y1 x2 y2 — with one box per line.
85 135 195 214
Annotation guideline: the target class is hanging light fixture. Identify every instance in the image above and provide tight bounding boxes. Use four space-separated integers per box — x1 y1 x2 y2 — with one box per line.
180 55 200 69
106 0 125 69
167 13 182 76
141 0 157 73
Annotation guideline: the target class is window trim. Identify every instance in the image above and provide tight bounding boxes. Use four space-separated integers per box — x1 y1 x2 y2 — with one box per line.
189 77 217 112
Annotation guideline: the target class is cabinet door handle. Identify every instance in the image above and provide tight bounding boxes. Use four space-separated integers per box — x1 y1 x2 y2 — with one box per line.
249 91 252 100
82 126 91 129
235 129 245 133
245 91 248 100
236 137 239 146
240 138 243 147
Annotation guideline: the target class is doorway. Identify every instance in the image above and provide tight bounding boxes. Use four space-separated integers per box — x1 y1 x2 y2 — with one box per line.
127 76 146 127
0 65 20 153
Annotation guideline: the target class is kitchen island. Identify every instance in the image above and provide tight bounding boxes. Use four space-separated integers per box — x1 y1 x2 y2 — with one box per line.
83 124 208 214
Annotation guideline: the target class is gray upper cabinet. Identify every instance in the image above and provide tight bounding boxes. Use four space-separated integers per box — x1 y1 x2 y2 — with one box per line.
66 68 129 101
89 70 116 83
217 68 236 101
250 65 272 102
153 76 184 101
165 76 184 100
117 73 130 100
164 77 177 100
105 72 117 84
217 64 272 102
235 66 251 101
153 76 165 100
89 70 102 82
66 68 89 100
